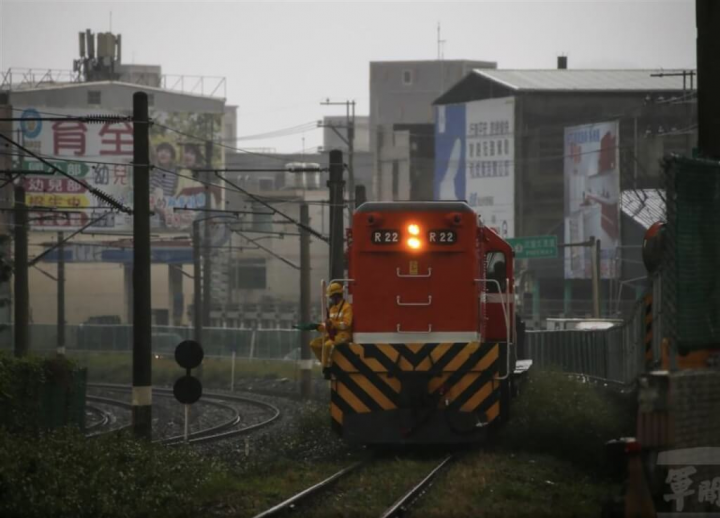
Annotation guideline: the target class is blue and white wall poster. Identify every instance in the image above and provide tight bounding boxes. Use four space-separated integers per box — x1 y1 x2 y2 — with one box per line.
435 97 515 239
434 104 466 202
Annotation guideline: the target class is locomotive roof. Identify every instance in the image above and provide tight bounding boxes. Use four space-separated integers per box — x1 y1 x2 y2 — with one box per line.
355 201 474 213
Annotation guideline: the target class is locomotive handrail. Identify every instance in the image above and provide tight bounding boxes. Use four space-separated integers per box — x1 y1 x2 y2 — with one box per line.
396 267 432 278
396 295 432 306
475 277 512 381
396 324 433 333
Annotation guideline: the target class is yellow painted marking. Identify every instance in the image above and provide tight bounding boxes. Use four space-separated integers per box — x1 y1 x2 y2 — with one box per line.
376 345 413 371
407 343 424 354
336 382 371 413
486 401 501 422
429 373 450 393
442 346 475 372
460 381 495 412
351 374 396 410
379 373 401 393
331 403 343 425
333 352 360 373
447 372 480 403
477 344 499 373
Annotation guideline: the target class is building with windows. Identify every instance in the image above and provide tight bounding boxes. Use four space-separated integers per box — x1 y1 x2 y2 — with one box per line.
0 30 234 329
433 65 696 324
369 59 497 201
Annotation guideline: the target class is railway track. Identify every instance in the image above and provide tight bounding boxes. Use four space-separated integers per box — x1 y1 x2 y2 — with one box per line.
85 394 133 437
86 383 281 445
84 404 111 432
250 455 455 518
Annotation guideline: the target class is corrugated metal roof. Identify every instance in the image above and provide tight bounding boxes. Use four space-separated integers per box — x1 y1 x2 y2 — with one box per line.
474 69 693 92
621 189 666 230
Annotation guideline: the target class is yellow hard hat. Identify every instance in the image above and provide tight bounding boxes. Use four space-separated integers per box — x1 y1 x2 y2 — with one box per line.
326 282 344 297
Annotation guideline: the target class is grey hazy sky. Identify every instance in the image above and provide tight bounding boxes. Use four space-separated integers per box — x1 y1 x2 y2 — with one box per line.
1 1 696 152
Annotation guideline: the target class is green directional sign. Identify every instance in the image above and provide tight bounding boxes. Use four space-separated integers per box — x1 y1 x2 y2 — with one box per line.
15 159 90 178
507 235 558 259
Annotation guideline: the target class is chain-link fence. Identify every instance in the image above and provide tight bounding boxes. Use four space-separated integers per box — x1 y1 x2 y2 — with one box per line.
663 155 720 353
525 298 646 384
0 325 300 360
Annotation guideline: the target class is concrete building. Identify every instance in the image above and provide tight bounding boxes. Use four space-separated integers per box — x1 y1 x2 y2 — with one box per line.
214 116 373 328
433 65 696 324
1 31 232 329
369 60 497 201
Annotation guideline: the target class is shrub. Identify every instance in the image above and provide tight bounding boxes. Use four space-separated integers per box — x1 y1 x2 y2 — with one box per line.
0 428 231 518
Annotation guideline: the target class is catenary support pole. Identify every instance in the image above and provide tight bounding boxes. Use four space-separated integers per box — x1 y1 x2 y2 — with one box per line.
697 0 720 158
328 150 345 281
299 203 312 399
193 219 202 344
591 236 601 318
13 185 28 358
132 91 152 440
57 231 65 356
202 137 213 335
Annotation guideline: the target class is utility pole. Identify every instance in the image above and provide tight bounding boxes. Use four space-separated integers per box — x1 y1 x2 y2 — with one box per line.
299 203 311 399
321 100 355 211
202 131 213 333
328 149 345 281
192 219 202 345
132 91 152 440
57 231 65 356
13 184 28 357
591 236 601 318
697 0 720 158
355 185 367 207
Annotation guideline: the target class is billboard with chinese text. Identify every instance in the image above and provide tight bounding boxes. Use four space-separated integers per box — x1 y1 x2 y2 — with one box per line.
563 121 620 279
434 97 515 238
13 107 223 233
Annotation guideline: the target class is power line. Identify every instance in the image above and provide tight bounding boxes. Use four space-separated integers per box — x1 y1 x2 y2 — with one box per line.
154 122 294 163
0 133 132 214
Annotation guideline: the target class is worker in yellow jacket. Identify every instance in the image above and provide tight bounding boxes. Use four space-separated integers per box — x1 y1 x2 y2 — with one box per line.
309 282 353 372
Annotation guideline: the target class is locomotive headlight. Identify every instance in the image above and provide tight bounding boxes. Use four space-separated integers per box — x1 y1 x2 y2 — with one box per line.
407 237 422 250
408 223 420 236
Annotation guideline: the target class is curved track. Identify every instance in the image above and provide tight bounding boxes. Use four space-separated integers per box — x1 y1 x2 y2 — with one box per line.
86 383 281 445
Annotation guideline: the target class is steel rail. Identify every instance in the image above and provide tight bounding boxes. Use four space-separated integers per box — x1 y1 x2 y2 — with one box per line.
85 395 133 437
378 455 454 518
87 383 281 445
84 404 111 432
251 461 365 518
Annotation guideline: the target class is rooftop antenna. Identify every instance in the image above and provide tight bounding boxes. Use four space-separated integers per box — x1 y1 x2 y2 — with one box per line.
437 22 446 60
109 11 112 32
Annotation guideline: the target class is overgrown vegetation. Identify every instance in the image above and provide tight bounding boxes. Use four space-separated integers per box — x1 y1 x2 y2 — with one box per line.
0 353 85 432
497 370 635 468
425 450 617 518
0 428 231 518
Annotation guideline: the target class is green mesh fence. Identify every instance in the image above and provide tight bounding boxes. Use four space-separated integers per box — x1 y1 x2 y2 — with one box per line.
664 156 720 352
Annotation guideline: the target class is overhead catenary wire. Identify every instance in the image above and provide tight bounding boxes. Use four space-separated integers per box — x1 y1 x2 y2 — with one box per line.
0 134 133 214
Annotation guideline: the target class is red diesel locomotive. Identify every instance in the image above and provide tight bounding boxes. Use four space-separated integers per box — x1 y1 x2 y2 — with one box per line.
325 201 527 444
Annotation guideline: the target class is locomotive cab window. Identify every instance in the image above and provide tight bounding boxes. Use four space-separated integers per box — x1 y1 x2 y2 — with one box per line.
486 251 507 293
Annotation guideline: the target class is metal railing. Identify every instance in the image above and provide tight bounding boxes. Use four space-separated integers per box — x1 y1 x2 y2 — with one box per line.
0 325 299 360
525 299 646 385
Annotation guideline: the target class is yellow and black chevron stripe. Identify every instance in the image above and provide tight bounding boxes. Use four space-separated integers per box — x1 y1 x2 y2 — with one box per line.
329 342 503 438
